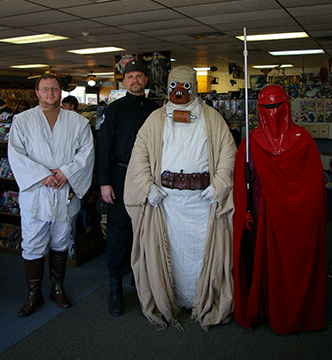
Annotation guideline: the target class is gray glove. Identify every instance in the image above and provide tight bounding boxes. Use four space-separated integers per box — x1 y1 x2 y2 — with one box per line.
200 185 217 202
147 184 167 207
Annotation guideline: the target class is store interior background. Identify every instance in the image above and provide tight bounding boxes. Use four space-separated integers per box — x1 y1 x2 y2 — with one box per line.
0 2 332 355
0 0 331 96
1 0 332 249
0 0 331 239
0 1 331 145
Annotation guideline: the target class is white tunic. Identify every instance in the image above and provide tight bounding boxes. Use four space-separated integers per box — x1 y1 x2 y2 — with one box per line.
8 106 94 222
161 98 212 308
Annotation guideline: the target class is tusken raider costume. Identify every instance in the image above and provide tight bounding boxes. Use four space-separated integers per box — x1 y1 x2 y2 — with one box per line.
124 66 237 329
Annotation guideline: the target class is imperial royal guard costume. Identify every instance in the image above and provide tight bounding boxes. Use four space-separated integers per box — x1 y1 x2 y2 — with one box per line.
233 85 327 334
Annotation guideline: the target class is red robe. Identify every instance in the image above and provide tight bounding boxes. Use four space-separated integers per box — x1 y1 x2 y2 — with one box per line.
233 129 327 334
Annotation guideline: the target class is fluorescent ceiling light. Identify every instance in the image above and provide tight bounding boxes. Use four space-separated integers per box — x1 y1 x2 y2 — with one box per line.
10 64 49 69
0 34 68 44
252 64 293 69
171 58 176 62
236 32 308 41
68 46 125 55
92 72 114 76
269 49 325 56
194 67 211 71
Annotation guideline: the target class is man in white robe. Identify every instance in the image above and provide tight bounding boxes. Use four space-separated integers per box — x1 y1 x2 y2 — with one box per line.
8 74 94 317
124 66 237 328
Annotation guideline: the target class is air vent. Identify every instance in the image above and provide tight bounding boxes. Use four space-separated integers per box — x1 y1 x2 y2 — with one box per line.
188 31 227 40
88 0 119 3
315 36 332 41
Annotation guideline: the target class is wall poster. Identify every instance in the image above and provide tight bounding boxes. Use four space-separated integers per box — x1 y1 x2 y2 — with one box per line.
114 54 136 74
143 51 171 98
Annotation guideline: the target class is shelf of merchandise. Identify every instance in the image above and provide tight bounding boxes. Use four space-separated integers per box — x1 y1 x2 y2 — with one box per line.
0 140 103 267
0 140 21 256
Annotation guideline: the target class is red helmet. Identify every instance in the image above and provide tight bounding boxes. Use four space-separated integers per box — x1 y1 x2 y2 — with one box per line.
254 85 303 155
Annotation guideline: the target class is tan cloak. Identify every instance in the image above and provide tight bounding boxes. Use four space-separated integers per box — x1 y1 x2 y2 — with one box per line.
124 102 236 328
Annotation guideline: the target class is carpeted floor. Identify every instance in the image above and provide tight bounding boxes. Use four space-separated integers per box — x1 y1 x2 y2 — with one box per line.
1 285 331 360
1 220 331 360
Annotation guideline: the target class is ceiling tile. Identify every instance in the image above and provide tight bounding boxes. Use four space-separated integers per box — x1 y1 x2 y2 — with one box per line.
0 0 330 76
176 0 280 17
25 20 122 38
295 14 332 26
119 18 199 32
28 0 93 7
140 25 216 39
0 0 49 17
279 0 332 6
213 18 299 34
61 0 163 18
195 9 290 25
96 8 184 27
0 10 78 27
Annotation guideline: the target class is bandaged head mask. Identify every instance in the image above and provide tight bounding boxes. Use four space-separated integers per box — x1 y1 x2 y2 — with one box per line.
168 66 197 104
257 85 293 154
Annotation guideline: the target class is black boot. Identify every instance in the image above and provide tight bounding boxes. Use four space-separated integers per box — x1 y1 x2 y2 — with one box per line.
49 249 71 309
109 276 123 317
18 257 45 317
128 272 136 288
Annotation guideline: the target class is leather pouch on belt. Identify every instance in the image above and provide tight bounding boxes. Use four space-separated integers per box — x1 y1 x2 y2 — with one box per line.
161 171 175 189
188 173 202 190
201 172 210 190
174 170 188 190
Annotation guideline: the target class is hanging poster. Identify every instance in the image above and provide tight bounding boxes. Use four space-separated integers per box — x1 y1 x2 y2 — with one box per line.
143 51 171 98
114 54 136 74
250 75 267 91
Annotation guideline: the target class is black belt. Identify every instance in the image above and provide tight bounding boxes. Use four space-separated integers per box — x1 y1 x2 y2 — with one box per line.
117 162 128 168
114 159 128 168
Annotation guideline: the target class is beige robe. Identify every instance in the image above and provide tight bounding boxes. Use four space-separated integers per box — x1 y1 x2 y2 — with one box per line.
124 102 237 329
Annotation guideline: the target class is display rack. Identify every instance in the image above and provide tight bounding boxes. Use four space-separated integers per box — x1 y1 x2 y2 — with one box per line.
292 98 332 139
0 140 21 256
0 140 104 267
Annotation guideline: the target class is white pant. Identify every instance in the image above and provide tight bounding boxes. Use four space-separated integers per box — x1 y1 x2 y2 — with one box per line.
20 210 73 260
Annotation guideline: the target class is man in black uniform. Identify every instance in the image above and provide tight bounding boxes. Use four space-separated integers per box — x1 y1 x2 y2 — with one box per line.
96 60 159 317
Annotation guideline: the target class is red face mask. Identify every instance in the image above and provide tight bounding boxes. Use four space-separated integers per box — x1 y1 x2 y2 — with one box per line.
255 85 301 155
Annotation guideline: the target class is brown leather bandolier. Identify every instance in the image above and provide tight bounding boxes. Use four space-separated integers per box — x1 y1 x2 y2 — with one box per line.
161 169 210 190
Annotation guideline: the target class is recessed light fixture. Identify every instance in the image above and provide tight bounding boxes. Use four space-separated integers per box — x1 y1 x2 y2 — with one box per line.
0 34 68 44
10 64 49 69
269 49 325 56
252 64 293 69
236 32 309 41
68 46 125 55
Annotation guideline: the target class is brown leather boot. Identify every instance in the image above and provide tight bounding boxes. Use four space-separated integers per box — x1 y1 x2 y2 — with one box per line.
18 257 45 317
49 249 71 309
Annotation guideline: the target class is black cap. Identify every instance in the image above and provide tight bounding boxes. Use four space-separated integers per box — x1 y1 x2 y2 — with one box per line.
123 60 147 75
